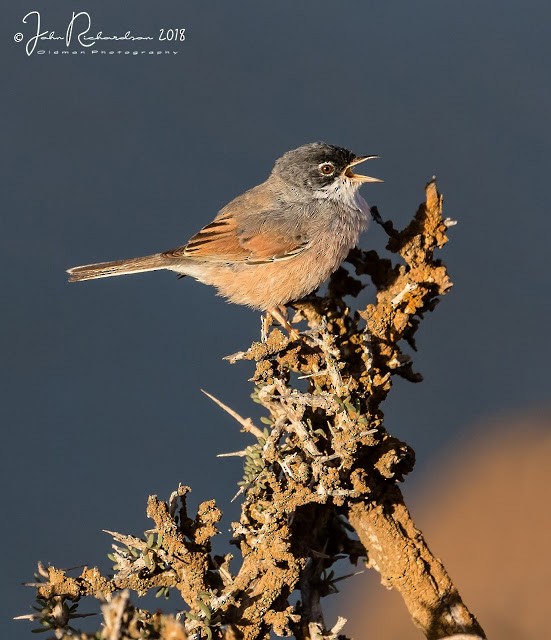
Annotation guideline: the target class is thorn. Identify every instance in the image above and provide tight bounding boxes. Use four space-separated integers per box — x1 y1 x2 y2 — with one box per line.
230 486 246 503
217 450 248 458
297 370 328 380
331 570 365 583
201 389 265 439
223 350 247 363
231 469 265 502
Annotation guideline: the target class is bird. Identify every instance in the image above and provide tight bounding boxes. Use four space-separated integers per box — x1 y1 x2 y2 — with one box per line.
67 142 382 332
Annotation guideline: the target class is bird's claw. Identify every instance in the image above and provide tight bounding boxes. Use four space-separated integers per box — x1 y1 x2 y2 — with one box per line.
263 307 301 342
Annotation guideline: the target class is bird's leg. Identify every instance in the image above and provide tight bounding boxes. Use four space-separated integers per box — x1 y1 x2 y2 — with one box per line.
276 305 289 323
268 306 299 340
261 313 273 342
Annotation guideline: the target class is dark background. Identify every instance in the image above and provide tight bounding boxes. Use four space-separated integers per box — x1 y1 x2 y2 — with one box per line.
2 1 549 638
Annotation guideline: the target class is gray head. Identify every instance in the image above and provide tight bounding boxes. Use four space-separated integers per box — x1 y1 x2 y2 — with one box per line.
272 142 381 191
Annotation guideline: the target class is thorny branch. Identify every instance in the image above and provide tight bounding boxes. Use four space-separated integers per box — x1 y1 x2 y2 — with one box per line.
18 182 485 640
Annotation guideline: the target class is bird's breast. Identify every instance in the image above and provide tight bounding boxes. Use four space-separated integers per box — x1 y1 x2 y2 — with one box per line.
181 194 371 310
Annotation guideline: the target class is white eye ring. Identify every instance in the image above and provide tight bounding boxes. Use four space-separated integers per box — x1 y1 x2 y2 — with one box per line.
318 162 335 176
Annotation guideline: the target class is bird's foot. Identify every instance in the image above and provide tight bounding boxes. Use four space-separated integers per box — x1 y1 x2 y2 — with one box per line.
267 306 300 341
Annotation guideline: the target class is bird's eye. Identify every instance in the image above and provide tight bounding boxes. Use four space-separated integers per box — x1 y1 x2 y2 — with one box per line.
319 162 335 176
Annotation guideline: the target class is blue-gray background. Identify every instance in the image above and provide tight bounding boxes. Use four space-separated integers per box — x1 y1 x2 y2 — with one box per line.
2 1 549 637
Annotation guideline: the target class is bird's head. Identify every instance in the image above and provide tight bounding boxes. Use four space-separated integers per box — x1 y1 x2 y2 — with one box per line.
272 142 382 193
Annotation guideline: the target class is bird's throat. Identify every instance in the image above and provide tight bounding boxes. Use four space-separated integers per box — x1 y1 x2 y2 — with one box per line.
312 177 366 211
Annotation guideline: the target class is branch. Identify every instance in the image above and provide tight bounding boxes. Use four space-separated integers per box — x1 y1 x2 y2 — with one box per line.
348 486 484 639
18 181 485 640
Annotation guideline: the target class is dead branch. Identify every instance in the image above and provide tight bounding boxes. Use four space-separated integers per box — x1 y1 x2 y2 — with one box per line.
348 487 484 639
18 181 485 640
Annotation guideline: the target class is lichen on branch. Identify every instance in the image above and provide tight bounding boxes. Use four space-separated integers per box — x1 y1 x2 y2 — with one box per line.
18 182 485 640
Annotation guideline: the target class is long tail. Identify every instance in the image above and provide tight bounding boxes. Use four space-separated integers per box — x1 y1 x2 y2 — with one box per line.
67 254 168 282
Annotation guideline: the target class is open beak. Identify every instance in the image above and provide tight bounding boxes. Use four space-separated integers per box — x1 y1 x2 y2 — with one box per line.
344 155 383 183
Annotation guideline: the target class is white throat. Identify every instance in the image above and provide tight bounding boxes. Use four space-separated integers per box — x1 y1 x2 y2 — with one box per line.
312 177 368 212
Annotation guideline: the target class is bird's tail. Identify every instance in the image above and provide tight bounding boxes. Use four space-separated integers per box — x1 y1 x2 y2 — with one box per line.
67 254 167 282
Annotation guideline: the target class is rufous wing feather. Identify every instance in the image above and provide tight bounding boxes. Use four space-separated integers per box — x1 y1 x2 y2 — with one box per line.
164 211 309 265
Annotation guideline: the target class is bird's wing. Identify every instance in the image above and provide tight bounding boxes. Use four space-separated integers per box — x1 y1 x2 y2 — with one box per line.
162 186 310 264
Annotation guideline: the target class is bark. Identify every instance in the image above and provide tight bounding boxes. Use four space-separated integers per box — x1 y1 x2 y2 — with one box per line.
348 486 485 639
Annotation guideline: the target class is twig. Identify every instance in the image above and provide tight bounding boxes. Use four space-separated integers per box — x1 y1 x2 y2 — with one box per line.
201 389 265 439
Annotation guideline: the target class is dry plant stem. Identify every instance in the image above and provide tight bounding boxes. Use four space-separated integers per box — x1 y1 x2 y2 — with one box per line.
20 181 485 640
348 488 485 640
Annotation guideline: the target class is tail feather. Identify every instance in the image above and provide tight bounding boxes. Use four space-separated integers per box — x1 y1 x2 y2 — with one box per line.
67 254 167 282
